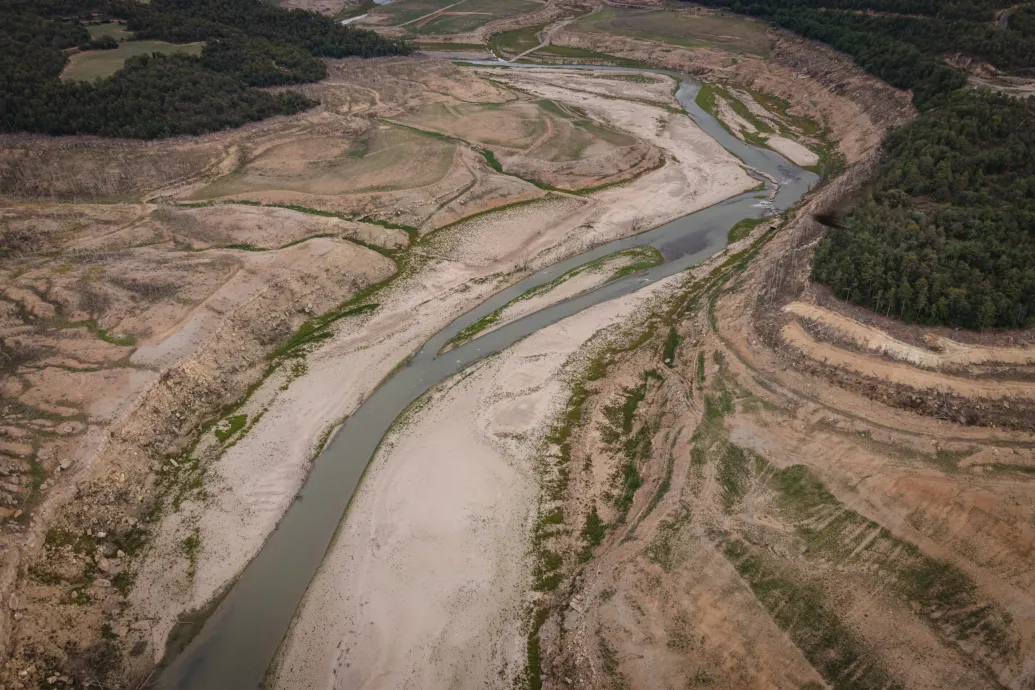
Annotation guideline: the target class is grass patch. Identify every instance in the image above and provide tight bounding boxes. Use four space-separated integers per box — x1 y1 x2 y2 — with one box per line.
213 414 247 443
645 504 690 570
87 22 133 41
480 148 503 173
724 538 895 688
181 527 201 581
727 217 765 244
716 442 757 511
579 505 606 562
488 24 545 57
528 45 650 68
526 606 549 690
662 326 680 367
269 303 379 359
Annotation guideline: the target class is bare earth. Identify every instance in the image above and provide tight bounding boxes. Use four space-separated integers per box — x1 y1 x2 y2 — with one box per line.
120 59 754 683
3 4 1031 690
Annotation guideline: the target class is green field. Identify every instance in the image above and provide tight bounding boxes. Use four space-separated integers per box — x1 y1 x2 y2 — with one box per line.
571 7 770 57
61 41 204 81
87 22 134 41
488 23 545 56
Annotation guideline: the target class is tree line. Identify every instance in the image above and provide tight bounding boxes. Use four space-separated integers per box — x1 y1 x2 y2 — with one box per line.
0 0 411 138
687 0 1035 329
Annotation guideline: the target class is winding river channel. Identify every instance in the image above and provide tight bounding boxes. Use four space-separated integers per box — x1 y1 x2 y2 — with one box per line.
157 64 818 689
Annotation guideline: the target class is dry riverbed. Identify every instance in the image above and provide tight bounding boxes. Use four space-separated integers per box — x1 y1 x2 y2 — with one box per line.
116 59 755 683
0 15 922 687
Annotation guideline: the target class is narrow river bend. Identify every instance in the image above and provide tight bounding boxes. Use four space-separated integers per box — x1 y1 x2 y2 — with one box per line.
157 65 818 690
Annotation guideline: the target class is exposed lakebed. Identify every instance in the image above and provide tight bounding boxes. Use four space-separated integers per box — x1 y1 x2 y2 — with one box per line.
156 65 817 690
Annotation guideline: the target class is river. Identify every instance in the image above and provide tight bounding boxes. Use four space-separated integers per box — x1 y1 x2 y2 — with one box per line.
156 64 818 690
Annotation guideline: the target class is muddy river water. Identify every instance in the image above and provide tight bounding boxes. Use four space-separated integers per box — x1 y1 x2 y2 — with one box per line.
156 65 818 689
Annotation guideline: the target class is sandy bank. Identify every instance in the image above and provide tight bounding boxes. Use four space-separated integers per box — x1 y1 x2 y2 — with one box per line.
272 270 678 690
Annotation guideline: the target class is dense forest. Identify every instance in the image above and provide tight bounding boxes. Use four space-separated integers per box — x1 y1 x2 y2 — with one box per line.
689 0 1035 328
0 0 410 137
812 93 1035 328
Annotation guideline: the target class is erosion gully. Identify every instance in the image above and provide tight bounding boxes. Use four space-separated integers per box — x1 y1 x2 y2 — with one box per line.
156 64 817 689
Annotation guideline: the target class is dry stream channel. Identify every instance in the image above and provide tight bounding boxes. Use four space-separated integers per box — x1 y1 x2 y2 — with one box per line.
157 65 818 689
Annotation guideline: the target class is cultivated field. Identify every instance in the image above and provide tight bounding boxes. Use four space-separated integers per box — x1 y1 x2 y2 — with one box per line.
60 41 204 81
570 7 771 57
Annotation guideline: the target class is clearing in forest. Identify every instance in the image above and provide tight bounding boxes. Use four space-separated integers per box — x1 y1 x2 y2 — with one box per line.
86 22 134 41
60 41 204 81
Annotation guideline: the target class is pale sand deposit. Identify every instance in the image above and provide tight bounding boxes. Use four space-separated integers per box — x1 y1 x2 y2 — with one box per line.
126 65 755 661
272 272 678 690
781 320 1035 399
786 300 1035 368
765 135 818 167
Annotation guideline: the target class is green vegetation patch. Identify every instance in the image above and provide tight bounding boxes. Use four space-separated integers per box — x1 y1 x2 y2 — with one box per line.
527 44 650 68
213 414 247 443
662 326 680 367
724 538 896 688
271 303 379 359
600 370 661 517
